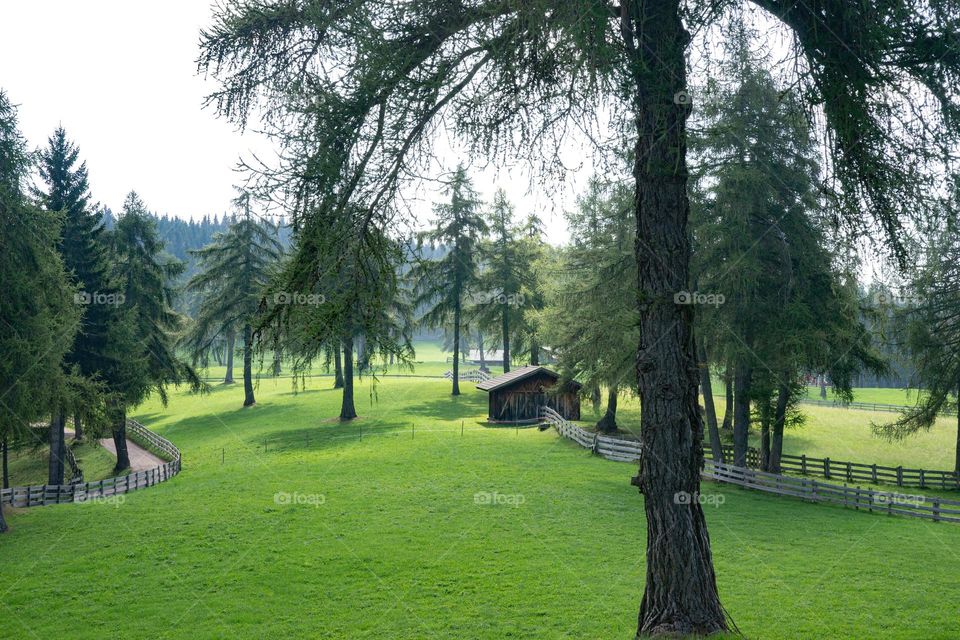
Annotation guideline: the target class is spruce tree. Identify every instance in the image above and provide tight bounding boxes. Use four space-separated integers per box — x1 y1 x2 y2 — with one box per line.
474 189 525 373
35 127 117 478
184 193 282 407
106 192 202 472
538 178 637 434
409 166 487 395
0 92 80 530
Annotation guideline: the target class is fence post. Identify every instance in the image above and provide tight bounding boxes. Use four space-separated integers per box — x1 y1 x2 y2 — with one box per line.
801 454 807 475
872 464 877 483
811 479 818 502
919 468 925 488
846 462 852 482
824 458 831 480
933 499 941 523
897 466 903 487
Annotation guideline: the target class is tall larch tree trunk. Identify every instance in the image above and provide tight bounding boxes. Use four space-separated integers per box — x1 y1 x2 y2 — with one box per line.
721 366 734 432
48 409 66 485
2 436 9 489
501 307 510 373
596 387 619 434
770 381 790 473
272 334 282 377
340 336 357 420
112 401 130 474
478 332 487 371
625 0 727 634
224 330 236 384
698 342 724 463
954 381 960 477
759 408 771 471
242 323 255 407
74 413 83 441
733 363 752 468
452 297 462 396
333 344 345 389
0 498 7 533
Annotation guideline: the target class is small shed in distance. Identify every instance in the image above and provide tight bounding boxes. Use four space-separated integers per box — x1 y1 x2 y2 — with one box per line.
476 365 581 423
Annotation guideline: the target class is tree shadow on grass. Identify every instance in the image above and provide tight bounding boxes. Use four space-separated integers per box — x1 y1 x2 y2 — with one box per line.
397 393 487 422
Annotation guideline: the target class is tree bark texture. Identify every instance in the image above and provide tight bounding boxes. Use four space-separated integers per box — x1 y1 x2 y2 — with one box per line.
224 330 236 384
452 297 461 396
243 323 255 407
48 409 66 485
501 309 511 373
596 387 619 434
771 382 790 473
625 0 727 634
334 344 345 388
340 336 357 420
698 342 724 463
733 364 752 468
2 436 9 489
112 402 130 474
722 367 733 432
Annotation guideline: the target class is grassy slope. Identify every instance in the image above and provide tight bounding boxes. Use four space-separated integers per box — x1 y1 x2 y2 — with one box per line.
3 378 960 639
803 385 929 405
596 394 959 471
198 338 507 381
5 439 117 487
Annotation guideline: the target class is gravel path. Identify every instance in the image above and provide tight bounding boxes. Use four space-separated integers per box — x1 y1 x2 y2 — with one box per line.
99 436 165 472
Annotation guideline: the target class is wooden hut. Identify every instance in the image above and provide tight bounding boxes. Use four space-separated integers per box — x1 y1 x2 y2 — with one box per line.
476 365 581 423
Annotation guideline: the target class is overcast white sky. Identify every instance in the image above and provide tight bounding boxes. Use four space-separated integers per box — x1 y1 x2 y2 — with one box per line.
0 1 578 243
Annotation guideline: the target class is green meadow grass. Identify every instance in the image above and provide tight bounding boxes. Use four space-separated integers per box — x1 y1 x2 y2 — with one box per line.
3 377 960 639
5 438 117 487
598 393 959 472
197 338 506 381
803 385 930 405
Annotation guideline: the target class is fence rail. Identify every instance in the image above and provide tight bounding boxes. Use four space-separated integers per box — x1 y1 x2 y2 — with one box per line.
716 444 960 489
539 407 960 524
0 420 180 509
796 397 958 416
703 460 960 523
442 369 492 382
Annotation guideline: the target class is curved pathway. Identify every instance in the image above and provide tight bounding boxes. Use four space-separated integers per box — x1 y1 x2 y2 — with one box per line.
99 436 165 472
65 429 165 472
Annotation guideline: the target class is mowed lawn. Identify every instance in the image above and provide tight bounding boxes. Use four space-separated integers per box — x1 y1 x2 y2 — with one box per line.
4 437 117 487
3 378 960 639
197 338 506 382
602 393 960 472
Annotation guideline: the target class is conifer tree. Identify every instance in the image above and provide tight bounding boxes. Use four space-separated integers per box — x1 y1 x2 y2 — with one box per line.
473 189 527 373
410 166 487 395
184 192 282 407
106 192 202 472
0 92 80 530
202 2 960 631
35 127 118 478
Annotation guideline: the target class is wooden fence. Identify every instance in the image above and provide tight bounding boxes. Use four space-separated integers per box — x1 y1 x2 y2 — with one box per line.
704 460 960 523
717 444 960 489
443 369 492 383
539 407 960 524
797 397 958 416
0 420 180 509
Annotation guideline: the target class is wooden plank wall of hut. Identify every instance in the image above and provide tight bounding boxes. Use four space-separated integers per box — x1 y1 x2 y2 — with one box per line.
489 373 580 422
